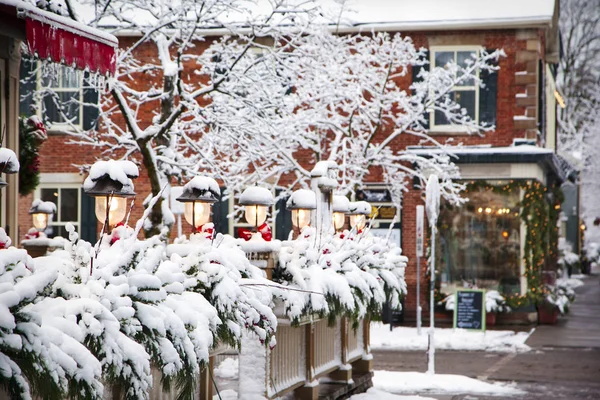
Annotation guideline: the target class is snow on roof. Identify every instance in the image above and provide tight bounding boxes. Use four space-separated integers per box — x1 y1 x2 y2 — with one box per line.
29 199 56 214
0 148 20 174
83 160 139 192
177 176 221 203
333 195 350 213
407 145 554 156
286 189 317 210
239 186 274 206
329 0 556 32
348 201 371 215
1 0 118 47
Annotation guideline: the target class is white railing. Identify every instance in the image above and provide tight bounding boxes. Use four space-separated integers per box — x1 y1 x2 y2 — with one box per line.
268 324 307 397
347 319 365 362
313 319 342 376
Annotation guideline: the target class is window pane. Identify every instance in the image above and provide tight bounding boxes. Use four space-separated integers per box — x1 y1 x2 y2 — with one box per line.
437 183 521 295
42 95 61 123
60 188 78 222
457 51 476 86
41 188 59 204
455 90 476 120
59 91 81 124
41 73 59 88
435 51 454 69
61 68 80 88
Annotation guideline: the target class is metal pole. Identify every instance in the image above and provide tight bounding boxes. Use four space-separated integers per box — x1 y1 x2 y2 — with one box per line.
427 225 436 374
416 205 424 335
416 254 421 334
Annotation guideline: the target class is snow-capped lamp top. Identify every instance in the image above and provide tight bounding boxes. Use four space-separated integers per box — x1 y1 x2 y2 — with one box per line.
83 160 139 197
310 160 338 177
286 189 317 210
176 176 220 203
239 186 274 206
29 199 57 215
0 148 20 175
425 174 440 224
332 195 351 213
348 201 371 215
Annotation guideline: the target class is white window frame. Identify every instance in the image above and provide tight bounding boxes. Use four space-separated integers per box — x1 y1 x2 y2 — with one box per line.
36 63 84 132
34 177 83 237
429 45 481 133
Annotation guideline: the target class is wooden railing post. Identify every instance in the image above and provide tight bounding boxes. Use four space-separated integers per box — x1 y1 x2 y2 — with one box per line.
329 317 352 382
295 322 319 400
198 357 213 400
352 318 373 373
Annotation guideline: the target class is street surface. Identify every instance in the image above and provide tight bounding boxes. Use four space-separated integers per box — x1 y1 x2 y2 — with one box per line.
372 271 600 399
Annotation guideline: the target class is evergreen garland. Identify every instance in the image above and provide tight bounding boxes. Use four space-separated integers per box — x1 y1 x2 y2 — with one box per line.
18 117 44 197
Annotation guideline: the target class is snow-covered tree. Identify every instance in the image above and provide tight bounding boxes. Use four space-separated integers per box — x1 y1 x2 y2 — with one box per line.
35 0 501 235
557 0 600 242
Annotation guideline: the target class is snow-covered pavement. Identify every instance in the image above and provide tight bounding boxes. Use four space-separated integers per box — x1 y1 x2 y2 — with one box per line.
370 323 533 353
370 371 524 397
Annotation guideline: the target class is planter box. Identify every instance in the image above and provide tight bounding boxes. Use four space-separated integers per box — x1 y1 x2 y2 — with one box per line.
486 312 497 327
496 311 538 325
538 307 559 324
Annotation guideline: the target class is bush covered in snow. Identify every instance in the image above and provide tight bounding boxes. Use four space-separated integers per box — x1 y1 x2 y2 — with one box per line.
275 227 407 325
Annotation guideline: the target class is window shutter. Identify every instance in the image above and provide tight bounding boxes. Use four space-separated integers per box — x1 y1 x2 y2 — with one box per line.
478 49 498 127
19 56 37 116
80 189 97 243
212 190 230 235
412 50 430 130
82 72 99 131
275 195 292 241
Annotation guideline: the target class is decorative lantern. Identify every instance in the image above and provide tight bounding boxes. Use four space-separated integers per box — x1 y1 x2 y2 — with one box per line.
287 189 316 230
0 148 20 188
29 200 56 231
239 186 274 229
176 176 220 231
83 160 139 229
347 201 372 231
332 195 350 231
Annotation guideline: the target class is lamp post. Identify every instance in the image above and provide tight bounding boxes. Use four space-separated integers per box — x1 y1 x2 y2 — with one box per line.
287 189 316 231
176 176 220 233
348 201 372 231
83 160 138 231
239 186 274 229
332 195 350 231
29 200 56 231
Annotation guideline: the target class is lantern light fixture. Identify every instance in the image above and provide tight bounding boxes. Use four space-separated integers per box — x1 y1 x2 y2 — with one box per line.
83 160 139 229
239 186 274 229
332 195 350 231
347 201 372 231
176 176 220 231
0 148 20 188
286 189 317 230
29 200 56 231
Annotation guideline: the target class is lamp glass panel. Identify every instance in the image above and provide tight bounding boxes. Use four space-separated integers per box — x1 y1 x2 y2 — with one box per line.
350 214 366 231
245 205 267 227
32 213 49 230
333 212 346 231
95 196 127 226
291 208 311 229
184 202 211 228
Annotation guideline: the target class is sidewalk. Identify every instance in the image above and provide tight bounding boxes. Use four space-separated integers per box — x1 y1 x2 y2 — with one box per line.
371 270 600 399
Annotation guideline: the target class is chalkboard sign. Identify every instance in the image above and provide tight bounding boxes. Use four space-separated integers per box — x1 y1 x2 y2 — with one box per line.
453 289 486 331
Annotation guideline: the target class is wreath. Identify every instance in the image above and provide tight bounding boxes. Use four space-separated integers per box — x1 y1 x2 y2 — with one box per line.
19 116 47 196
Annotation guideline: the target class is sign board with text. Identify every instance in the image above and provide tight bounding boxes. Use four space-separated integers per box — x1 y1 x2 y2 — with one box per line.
453 289 486 331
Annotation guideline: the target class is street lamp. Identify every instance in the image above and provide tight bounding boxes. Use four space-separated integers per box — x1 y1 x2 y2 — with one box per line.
83 160 138 230
239 186 274 229
348 201 372 231
332 195 350 231
0 148 19 188
176 176 220 232
29 200 56 231
287 189 316 230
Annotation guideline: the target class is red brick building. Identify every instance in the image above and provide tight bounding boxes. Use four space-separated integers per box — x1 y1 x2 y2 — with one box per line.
17 1 569 317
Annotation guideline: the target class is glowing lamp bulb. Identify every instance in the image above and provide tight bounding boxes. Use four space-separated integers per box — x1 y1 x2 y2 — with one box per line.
333 212 346 231
291 208 311 230
95 196 127 227
184 201 211 229
32 213 49 230
350 214 367 231
245 204 268 228
502 231 509 239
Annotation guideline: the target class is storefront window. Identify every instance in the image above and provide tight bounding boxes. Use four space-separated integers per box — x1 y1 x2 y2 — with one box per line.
437 181 522 295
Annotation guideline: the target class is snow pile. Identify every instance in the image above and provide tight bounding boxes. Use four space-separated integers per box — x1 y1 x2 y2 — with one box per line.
373 371 524 396
370 324 533 353
29 199 56 214
83 160 139 192
276 227 407 324
352 389 437 400
0 148 19 174
286 189 317 210
239 186 274 205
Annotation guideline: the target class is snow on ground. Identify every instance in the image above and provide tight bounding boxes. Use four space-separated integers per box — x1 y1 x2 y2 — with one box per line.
351 388 436 400
214 357 239 380
373 371 524 396
370 323 532 353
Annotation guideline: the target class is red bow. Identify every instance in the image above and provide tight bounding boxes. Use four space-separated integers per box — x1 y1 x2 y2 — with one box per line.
197 224 215 239
238 223 272 241
25 231 41 240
